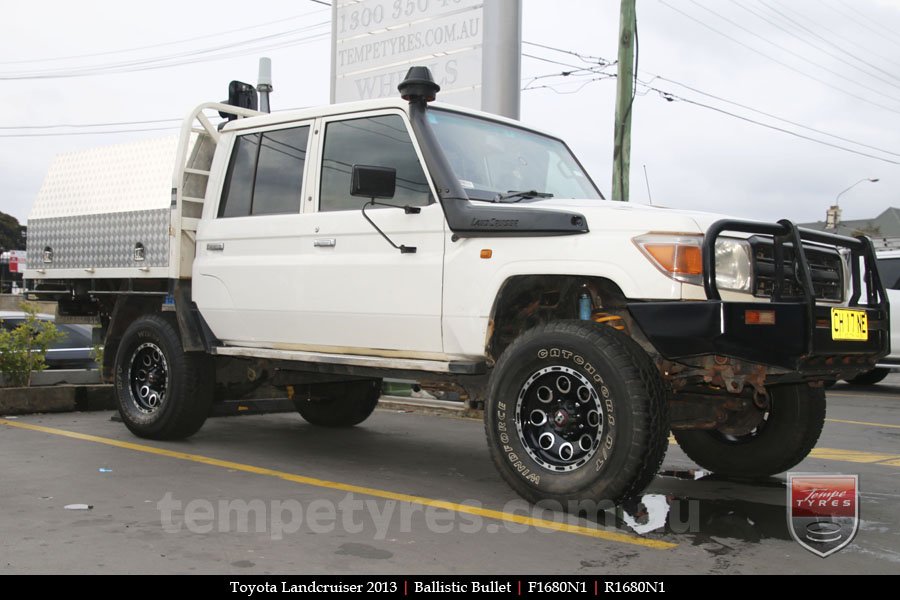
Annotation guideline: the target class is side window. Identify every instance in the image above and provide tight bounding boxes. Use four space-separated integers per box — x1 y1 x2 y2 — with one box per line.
218 126 310 218
219 134 257 218
253 128 309 215
319 115 431 212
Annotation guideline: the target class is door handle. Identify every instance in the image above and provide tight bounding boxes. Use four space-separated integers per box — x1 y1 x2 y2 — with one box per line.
206 242 225 251
313 238 336 248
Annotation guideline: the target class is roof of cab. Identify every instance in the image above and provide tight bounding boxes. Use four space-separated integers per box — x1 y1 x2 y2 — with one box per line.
215 97 558 139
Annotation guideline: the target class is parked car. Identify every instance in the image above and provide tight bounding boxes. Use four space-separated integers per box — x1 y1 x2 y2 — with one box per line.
0 311 96 370
843 249 899 385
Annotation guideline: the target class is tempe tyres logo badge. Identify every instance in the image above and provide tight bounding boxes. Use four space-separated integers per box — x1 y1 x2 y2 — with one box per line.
787 473 859 557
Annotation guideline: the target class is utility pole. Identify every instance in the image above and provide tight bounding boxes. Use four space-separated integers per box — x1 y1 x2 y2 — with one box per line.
611 0 636 202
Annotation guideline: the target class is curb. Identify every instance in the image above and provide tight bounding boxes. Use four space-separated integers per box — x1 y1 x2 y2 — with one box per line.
0 385 115 416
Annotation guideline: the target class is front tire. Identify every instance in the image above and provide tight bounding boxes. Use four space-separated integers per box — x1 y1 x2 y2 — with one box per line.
485 321 669 506
672 383 825 478
114 314 213 440
293 380 381 427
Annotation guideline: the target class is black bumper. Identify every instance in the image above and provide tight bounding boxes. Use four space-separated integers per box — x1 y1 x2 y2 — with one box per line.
628 301 889 372
628 219 891 374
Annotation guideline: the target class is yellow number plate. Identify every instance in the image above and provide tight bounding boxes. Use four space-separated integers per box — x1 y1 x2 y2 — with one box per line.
831 308 868 341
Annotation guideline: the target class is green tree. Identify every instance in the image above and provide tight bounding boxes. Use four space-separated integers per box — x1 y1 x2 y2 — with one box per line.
0 210 26 251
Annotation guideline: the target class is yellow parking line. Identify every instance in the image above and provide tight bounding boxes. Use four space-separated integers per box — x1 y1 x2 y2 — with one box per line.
808 447 900 465
668 438 900 468
825 418 900 430
0 418 675 550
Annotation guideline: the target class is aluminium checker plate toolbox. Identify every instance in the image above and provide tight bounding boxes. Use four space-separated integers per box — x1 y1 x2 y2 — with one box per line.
26 135 197 278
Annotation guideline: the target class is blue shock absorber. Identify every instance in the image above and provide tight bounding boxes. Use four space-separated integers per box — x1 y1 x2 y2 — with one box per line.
579 292 592 321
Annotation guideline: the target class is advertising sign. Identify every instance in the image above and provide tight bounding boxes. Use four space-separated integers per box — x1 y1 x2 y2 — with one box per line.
333 0 506 113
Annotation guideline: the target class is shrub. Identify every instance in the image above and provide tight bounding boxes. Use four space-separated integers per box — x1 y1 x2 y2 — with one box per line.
0 303 64 387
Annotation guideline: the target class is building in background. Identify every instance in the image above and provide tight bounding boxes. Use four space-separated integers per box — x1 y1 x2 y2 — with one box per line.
800 207 900 251
1 250 26 294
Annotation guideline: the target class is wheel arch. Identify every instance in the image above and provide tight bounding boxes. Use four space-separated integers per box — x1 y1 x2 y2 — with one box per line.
485 274 642 363
102 281 215 379
103 295 164 380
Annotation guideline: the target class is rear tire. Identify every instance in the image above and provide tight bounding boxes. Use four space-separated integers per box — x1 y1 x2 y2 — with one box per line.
114 314 213 440
485 321 669 506
293 380 381 427
844 367 889 386
673 383 825 478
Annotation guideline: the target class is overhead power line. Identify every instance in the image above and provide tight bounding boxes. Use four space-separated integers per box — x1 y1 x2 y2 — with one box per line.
523 42 900 166
731 0 900 91
643 87 900 166
0 125 180 138
522 41 610 66
6 33 900 167
834 0 900 39
520 46 617 93
768 0 900 71
0 9 329 66
658 0 900 117
823 0 900 50
0 118 183 131
522 53 603 73
653 76 900 159
685 0 900 105
523 75 616 95
0 23 329 80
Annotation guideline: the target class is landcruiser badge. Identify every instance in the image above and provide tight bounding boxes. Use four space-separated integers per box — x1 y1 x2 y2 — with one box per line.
787 473 858 557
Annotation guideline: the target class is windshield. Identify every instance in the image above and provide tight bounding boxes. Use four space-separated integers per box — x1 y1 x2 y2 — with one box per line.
427 109 602 202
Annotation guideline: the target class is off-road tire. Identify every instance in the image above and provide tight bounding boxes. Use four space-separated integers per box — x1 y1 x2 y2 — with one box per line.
485 320 669 506
114 314 213 440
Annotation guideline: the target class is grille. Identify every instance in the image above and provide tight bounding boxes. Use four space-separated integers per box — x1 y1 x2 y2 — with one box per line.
751 238 844 301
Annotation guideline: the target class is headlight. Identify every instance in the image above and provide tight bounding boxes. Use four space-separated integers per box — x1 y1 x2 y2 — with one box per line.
633 234 703 285
715 238 753 293
634 234 753 293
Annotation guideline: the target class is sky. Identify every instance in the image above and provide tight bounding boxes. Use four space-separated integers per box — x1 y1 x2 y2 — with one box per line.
1 0 899 227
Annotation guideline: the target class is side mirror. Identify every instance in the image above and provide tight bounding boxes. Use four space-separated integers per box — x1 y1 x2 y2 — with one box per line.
351 165 396 199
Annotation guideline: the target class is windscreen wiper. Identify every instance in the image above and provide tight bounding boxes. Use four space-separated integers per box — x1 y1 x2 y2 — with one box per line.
496 190 554 203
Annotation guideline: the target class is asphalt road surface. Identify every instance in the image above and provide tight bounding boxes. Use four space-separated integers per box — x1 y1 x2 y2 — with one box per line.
1 375 898 575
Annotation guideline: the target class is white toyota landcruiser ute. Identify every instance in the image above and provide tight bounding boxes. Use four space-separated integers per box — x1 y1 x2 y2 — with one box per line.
25 68 891 506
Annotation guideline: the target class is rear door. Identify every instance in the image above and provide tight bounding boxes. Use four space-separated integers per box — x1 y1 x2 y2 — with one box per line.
194 121 314 344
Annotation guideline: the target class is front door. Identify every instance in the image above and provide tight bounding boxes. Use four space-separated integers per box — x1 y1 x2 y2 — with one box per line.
295 111 445 355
